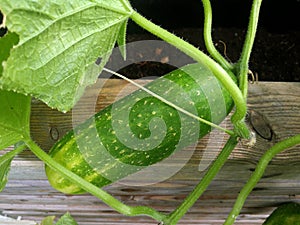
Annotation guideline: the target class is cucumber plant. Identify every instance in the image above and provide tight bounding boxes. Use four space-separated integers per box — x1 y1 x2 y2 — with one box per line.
45 63 235 194
0 0 299 224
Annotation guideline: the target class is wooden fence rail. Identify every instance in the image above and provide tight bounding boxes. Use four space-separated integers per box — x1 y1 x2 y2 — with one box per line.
1 80 299 224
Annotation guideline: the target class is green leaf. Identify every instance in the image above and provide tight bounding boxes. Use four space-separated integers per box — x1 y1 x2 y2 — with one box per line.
56 213 78 225
0 156 12 192
0 31 19 76
117 20 128 59
0 0 132 112
0 90 31 150
40 213 77 225
40 216 55 225
0 144 26 192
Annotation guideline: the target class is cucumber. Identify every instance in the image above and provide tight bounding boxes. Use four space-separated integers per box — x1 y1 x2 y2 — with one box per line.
263 202 300 225
45 63 235 194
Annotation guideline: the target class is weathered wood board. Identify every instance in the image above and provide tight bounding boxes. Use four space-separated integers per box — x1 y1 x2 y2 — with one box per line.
1 80 299 225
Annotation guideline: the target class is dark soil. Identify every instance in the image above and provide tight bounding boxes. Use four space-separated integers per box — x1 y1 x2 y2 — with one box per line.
122 0 299 82
121 28 299 82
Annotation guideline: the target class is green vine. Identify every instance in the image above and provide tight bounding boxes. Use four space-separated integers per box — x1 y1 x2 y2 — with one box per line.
1 0 299 224
24 137 167 222
201 0 234 71
225 134 300 224
237 0 263 99
164 136 239 225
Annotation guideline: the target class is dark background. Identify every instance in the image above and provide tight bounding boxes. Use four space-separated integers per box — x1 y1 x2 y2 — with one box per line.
124 0 299 81
128 0 299 32
1 0 299 81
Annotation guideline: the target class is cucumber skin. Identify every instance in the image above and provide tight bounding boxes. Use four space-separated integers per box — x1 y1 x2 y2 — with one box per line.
45 63 235 194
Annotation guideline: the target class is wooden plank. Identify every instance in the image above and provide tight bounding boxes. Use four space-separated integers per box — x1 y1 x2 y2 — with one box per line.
1 80 300 224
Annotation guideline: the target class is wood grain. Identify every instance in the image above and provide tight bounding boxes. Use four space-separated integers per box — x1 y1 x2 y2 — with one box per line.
1 80 300 225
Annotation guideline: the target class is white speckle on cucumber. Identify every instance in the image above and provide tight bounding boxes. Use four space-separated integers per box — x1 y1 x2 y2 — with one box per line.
46 63 234 193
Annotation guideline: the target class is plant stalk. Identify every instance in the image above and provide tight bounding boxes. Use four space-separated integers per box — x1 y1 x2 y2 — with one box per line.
201 0 234 71
224 134 300 224
237 0 263 99
164 136 239 225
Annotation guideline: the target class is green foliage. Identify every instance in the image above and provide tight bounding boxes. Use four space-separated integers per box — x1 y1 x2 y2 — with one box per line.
56 213 78 225
0 90 30 150
40 216 56 225
0 0 132 112
0 156 12 192
0 144 26 192
0 0 299 224
40 213 78 225
0 31 19 75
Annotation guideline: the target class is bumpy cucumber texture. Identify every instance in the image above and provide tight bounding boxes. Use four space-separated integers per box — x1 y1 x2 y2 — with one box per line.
45 63 235 194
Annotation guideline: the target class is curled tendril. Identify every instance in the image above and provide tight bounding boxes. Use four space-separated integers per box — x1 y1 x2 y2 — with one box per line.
216 40 232 64
248 69 258 84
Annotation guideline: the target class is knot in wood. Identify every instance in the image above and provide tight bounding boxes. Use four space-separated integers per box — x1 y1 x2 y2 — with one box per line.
249 110 273 140
49 127 59 141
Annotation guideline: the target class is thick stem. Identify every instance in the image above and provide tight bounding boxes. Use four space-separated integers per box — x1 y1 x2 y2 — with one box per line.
224 134 300 225
201 0 233 71
232 0 263 138
130 11 249 138
164 136 239 225
24 138 166 222
238 0 263 99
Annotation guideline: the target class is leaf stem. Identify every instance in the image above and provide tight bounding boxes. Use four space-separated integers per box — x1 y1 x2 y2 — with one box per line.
224 134 300 225
130 11 249 138
237 0 263 99
201 0 233 71
163 136 239 225
24 138 166 222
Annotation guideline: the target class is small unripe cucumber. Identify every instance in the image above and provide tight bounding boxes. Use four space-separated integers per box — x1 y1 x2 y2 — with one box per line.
45 63 235 194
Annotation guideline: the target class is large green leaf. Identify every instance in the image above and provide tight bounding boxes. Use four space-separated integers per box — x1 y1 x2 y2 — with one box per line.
0 157 12 192
0 90 31 150
0 143 26 191
0 31 19 76
0 0 132 112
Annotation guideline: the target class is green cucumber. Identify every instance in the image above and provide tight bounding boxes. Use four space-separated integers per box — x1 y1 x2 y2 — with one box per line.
263 202 300 225
45 63 235 194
